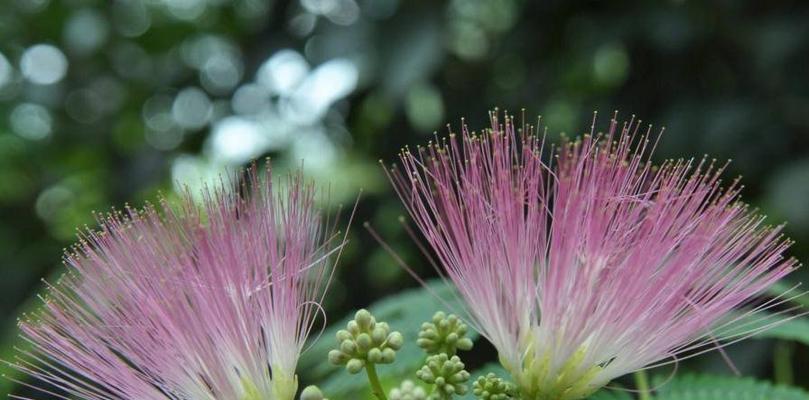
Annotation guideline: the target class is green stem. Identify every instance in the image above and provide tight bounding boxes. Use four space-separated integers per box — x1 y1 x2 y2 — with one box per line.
634 370 652 400
365 363 387 400
773 341 794 386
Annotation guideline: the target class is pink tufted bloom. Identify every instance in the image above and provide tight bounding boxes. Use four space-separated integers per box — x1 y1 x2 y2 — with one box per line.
387 112 798 399
10 165 344 400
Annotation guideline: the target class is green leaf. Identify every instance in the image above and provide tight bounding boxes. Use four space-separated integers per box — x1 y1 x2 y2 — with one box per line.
752 316 809 345
766 281 809 308
587 388 634 400
298 279 479 399
653 374 809 400
719 311 809 346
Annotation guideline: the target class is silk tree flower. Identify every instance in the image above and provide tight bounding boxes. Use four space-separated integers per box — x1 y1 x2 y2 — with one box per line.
386 112 798 400
10 166 344 400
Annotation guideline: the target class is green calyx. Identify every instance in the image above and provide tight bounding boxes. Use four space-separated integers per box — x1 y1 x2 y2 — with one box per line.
389 379 428 400
418 312 474 356
506 343 604 400
240 378 263 400
270 369 299 400
239 369 298 400
416 353 470 399
328 309 404 374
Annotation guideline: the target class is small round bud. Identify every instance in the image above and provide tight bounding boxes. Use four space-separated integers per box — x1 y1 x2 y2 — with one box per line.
432 311 446 323
300 385 327 400
456 338 473 351
372 326 387 344
367 348 382 363
336 329 352 342
340 339 357 354
328 350 349 365
387 331 404 350
355 309 374 329
356 333 372 351
346 358 365 374
380 348 396 364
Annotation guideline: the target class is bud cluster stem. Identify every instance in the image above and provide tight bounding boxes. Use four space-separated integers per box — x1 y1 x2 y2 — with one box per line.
366 362 388 400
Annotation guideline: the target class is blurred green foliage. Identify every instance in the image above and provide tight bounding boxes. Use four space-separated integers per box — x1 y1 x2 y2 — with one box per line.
1 0 809 397
652 374 809 400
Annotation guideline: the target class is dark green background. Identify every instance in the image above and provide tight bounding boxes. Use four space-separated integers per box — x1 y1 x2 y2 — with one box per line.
1 0 808 396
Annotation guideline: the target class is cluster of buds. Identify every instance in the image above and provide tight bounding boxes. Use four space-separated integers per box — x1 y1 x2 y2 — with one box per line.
389 380 427 400
472 373 518 400
415 353 470 399
328 309 404 374
323 309 518 400
417 312 474 356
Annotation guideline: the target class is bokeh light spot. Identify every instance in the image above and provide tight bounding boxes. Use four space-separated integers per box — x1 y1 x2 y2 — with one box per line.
201 54 243 94
10 103 52 140
593 43 630 87
256 49 310 96
35 185 73 222
0 52 13 88
20 44 68 85
405 83 444 132
172 87 213 130
209 116 268 163
64 9 110 55
283 58 358 124
142 94 176 132
113 0 151 37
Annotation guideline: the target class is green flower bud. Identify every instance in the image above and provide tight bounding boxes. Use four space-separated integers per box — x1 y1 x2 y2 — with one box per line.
418 312 474 355
328 349 349 365
387 331 404 350
372 326 388 343
346 358 365 374
456 338 473 351
336 329 352 342
380 347 396 363
340 339 357 354
416 353 470 399
356 333 373 351
355 309 374 329
390 380 427 400
347 320 360 334
472 373 517 400
368 348 383 363
300 385 328 400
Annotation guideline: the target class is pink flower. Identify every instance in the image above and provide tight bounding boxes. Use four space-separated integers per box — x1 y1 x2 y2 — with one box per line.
11 166 344 400
388 112 797 399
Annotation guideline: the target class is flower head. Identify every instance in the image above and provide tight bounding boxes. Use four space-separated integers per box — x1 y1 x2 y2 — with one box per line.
388 112 797 399
11 165 343 400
